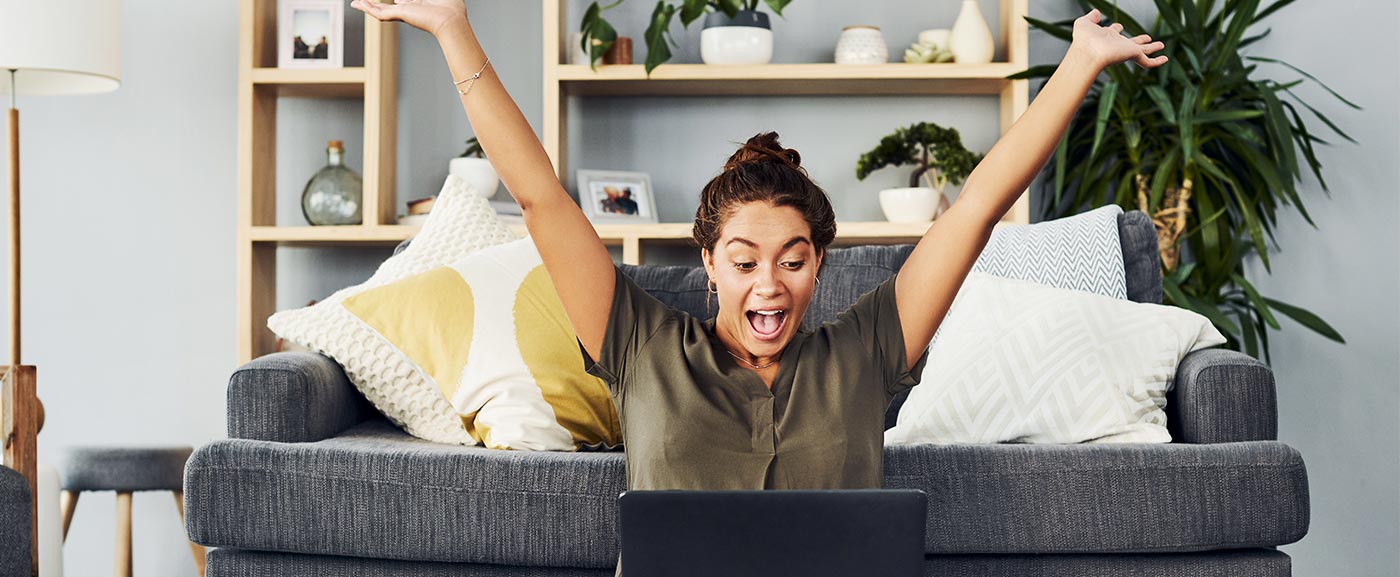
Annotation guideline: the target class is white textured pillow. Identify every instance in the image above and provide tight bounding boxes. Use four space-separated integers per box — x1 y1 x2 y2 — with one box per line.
885 271 1226 445
268 174 518 444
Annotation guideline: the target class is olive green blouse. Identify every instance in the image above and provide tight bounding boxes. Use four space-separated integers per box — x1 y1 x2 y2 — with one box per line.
578 265 931 491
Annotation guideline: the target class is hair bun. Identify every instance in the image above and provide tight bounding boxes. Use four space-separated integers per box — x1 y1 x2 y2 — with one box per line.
723 131 803 173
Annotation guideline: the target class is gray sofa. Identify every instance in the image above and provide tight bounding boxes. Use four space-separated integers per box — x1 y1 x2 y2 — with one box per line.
185 210 1310 576
0 466 32 576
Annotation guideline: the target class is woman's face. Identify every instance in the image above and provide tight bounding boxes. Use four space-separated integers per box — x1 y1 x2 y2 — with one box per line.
702 201 822 361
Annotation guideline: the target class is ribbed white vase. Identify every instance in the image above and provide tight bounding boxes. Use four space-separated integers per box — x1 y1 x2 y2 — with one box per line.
949 0 994 64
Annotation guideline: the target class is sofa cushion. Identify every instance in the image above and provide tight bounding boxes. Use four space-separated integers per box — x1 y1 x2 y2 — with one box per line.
185 420 1309 567
207 548 1291 577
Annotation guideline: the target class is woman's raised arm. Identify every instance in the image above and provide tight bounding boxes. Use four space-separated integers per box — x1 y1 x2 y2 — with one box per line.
353 0 617 361
891 9 1168 370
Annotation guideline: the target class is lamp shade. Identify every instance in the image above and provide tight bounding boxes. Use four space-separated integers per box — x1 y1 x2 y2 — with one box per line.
0 0 122 95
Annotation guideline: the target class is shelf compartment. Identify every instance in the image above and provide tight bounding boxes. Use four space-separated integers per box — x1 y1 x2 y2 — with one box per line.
553 63 1026 96
247 220 1010 247
247 67 368 98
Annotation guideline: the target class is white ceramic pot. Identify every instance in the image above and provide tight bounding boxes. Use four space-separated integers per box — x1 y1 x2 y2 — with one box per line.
567 31 589 66
835 25 888 64
917 28 951 50
449 157 500 199
949 0 994 64
701 11 774 65
879 187 942 222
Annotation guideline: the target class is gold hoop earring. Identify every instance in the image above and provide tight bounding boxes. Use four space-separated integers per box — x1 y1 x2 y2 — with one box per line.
706 279 718 317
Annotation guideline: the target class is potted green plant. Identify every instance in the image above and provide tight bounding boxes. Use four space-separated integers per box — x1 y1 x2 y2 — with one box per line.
856 122 983 223
448 137 499 199
1012 0 1356 362
579 0 625 70
642 0 792 74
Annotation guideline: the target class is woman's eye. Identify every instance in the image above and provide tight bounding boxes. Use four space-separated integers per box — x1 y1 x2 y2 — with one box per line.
734 262 756 271
783 261 806 269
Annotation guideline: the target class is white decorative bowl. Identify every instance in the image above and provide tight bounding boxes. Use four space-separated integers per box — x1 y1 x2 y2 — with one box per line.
448 157 500 199
835 25 888 65
879 187 940 222
701 26 774 65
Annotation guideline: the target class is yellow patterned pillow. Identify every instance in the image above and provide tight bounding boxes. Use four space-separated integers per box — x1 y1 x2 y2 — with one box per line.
269 175 515 445
341 236 621 451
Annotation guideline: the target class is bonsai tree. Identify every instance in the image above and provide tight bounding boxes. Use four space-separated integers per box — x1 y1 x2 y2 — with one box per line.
1013 0 1355 362
856 122 983 194
459 137 484 158
643 0 792 75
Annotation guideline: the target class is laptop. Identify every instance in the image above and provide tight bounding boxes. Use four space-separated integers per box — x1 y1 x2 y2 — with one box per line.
617 489 927 577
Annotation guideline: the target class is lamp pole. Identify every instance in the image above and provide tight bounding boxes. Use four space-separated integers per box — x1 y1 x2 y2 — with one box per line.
3 66 39 577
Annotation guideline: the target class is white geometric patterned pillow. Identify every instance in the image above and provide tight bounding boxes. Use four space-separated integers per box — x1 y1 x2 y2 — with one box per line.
268 174 518 444
886 271 1226 445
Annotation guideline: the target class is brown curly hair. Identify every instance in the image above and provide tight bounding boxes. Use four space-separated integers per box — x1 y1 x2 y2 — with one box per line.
692 132 837 258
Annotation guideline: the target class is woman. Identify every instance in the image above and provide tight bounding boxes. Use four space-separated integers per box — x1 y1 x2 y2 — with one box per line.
351 1 1165 490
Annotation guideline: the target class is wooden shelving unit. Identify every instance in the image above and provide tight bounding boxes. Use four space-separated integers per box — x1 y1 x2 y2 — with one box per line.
541 0 1031 225
236 0 1031 363
236 0 398 363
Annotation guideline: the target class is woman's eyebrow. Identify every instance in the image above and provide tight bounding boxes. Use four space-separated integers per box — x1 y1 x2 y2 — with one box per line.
725 236 811 250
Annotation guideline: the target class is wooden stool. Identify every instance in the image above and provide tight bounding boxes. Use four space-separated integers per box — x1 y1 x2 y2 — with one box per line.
55 446 205 577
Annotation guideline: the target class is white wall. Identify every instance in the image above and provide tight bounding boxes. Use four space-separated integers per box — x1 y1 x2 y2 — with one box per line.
0 1 1394 575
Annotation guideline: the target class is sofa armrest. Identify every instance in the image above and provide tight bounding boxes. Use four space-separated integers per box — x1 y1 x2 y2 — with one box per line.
1167 348 1278 444
227 352 373 442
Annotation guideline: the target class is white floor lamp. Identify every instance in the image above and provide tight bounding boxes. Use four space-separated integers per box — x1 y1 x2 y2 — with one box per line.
0 1 122 575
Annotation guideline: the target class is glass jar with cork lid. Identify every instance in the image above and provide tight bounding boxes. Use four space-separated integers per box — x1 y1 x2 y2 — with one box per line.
301 139 363 226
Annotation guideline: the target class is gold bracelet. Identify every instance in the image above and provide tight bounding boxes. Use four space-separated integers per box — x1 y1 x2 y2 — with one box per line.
454 57 491 96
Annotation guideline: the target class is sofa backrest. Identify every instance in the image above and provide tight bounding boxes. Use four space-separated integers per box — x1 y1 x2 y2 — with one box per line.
392 209 1163 323
623 209 1163 328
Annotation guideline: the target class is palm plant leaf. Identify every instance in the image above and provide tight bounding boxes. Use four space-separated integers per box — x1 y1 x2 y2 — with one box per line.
1016 0 1355 362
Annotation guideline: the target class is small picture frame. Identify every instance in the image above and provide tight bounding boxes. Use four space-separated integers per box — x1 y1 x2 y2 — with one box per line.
576 170 659 224
278 0 344 69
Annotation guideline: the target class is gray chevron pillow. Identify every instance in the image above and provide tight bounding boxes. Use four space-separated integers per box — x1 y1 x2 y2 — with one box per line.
929 204 1127 345
974 204 1126 299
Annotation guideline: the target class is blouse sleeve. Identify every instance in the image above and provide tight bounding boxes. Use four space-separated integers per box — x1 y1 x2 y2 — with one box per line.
576 265 677 396
829 272 932 398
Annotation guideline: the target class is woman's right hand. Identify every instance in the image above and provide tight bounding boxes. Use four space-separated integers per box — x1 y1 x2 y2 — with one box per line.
350 0 468 39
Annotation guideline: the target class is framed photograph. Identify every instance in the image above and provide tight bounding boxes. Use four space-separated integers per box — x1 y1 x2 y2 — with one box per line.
278 0 344 69
576 170 659 224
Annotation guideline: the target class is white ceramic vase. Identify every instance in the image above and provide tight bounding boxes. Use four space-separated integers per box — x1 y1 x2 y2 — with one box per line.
701 10 774 65
448 157 500 199
835 26 888 64
949 0 994 64
879 187 945 222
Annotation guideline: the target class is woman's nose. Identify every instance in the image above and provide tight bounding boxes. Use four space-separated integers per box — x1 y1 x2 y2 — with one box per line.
753 267 783 297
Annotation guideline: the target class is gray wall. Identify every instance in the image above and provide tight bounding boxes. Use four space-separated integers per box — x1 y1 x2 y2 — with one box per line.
0 0 1393 575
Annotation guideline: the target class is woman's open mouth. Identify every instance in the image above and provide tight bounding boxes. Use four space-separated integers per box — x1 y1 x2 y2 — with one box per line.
746 309 787 341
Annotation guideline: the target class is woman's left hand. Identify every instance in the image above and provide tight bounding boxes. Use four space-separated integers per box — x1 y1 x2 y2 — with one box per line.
1072 8 1168 70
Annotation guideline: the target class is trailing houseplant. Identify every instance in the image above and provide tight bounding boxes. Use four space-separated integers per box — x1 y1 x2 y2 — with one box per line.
580 0 625 70
855 122 983 222
1012 0 1356 362
643 0 792 75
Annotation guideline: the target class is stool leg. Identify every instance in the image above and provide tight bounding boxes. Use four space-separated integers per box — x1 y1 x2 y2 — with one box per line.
171 491 206 577
115 492 132 577
60 490 79 542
